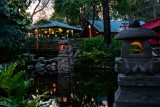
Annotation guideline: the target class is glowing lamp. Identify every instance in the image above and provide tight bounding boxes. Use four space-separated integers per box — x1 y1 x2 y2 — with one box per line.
66 30 70 33
36 89 39 94
59 28 63 33
51 31 54 34
62 96 67 103
71 30 73 35
50 90 53 95
58 39 69 54
53 88 56 92
44 31 48 33
53 83 56 87
35 29 38 33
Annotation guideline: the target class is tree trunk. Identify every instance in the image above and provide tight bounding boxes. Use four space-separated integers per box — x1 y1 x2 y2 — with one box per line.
91 5 96 37
153 0 157 19
102 0 111 47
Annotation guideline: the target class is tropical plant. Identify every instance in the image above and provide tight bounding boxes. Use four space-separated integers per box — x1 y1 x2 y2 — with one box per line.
0 63 48 107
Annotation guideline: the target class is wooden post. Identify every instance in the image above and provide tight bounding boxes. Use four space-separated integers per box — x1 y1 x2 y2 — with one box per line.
88 25 92 38
35 28 39 50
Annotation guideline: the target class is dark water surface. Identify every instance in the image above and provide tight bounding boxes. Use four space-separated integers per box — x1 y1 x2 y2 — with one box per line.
27 70 117 107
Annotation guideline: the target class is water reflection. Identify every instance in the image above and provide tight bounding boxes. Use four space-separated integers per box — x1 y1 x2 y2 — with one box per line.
70 70 116 107
28 70 117 107
33 75 58 96
28 73 71 106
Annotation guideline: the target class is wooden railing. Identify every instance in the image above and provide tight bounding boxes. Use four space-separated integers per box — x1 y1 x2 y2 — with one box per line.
27 39 80 58
27 41 59 51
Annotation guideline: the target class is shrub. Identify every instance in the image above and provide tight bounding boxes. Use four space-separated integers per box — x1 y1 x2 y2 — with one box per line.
71 35 121 106
79 36 106 52
73 35 122 69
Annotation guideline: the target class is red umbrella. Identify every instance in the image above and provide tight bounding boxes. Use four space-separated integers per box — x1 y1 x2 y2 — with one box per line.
141 18 160 45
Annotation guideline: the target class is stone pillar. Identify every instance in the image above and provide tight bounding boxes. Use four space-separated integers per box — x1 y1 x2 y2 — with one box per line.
114 74 160 107
58 54 70 73
58 39 73 73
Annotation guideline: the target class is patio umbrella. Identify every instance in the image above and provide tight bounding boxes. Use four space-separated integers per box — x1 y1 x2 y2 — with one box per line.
141 18 160 45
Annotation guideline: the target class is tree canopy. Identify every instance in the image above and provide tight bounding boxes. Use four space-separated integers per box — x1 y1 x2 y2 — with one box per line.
0 0 31 63
113 0 160 21
53 0 160 25
53 0 102 26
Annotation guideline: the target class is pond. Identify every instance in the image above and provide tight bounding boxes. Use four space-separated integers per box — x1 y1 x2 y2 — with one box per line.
27 69 117 107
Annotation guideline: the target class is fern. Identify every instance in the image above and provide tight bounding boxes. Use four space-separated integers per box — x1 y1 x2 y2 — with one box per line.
0 63 48 107
0 63 21 96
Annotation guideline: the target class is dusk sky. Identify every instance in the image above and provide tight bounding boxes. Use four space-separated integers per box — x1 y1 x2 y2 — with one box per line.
27 0 54 23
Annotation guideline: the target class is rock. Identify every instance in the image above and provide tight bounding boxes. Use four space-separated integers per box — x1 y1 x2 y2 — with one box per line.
51 66 56 71
46 58 57 63
51 62 56 66
45 64 52 70
27 65 34 70
37 57 46 63
35 62 45 72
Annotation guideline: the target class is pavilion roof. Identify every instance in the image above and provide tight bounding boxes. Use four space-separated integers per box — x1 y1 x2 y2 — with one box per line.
88 20 145 33
31 19 82 31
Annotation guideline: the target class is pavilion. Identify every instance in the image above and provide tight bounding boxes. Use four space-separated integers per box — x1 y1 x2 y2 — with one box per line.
31 19 82 38
80 20 145 38
28 19 82 56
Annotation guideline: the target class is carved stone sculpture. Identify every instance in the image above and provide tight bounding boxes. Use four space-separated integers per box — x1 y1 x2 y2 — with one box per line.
114 20 160 75
113 19 160 107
